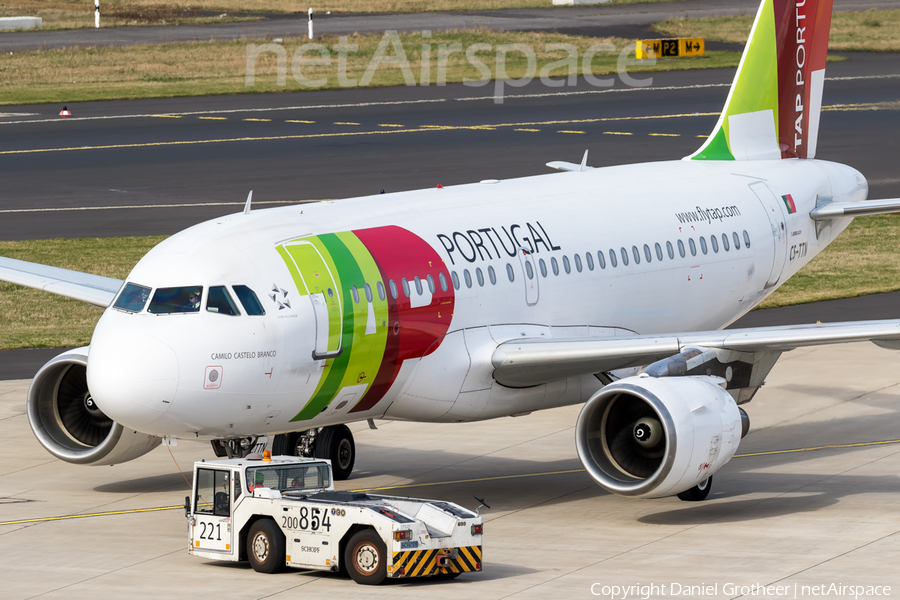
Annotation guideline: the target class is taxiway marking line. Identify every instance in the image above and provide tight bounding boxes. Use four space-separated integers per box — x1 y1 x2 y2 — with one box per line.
4 438 899 526
4 100 894 156
0 113 709 156
0 505 183 526
1 74 896 127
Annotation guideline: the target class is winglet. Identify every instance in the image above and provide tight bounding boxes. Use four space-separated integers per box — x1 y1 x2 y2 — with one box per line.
579 149 589 172
243 190 253 215
687 0 833 161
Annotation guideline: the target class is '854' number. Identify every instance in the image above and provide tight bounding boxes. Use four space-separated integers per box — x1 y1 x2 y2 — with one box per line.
282 507 332 532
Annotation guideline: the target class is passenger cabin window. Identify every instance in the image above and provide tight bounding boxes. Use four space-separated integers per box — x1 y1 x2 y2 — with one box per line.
574 254 583 272
364 283 373 303
464 270 473 288
207 286 240 315
414 277 423 295
476 268 485 287
402 278 411 297
597 251 606 269
586 252 595 270
666 241 675 259
711 235 719 253
655 243 663 261
631 246 640 265
488 266 497 285
376 281 386 301
700 237 708 254
439 273 449 292
743 230 751 248
451 272 460 290
149 286 203 314
506 263 515 282
620 247 629 266
551 257 559 276
351 286 360 303
733 232 741 249
608 249 617 268
677 240 686 258
689 238 697 256
233 285 265 316
722 233 730 251
539 259 548 277
563 255 571 274
389 279 399 299
114 283 151 313
426 274 436 293
644 244 652 263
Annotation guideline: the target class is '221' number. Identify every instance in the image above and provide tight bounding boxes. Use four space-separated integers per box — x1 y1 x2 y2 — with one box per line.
198 522 222 541
282 507 332 532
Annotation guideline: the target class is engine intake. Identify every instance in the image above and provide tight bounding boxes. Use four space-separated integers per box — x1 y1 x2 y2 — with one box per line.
27 348 161 465
576 375 741 498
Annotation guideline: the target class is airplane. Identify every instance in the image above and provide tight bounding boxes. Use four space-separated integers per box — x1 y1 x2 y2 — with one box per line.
3 0 900 502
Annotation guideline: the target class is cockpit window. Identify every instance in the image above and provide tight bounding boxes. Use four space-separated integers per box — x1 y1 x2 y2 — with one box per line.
148 286 203 314
207 286 240 316
113 283 151 313
233 285 266 316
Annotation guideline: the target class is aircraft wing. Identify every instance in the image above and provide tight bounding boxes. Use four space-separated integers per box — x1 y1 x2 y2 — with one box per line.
492 320 900 388
0 256 123 308
810 198 900 219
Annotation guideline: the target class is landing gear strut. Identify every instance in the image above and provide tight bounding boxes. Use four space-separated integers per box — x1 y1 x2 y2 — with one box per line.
210 436 259 459
272 424 356 480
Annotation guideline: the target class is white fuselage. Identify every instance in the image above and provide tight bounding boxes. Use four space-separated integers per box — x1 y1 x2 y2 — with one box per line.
85 158 866 439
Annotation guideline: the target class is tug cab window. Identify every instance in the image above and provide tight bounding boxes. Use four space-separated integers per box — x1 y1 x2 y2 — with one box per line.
114 283 152 313
149 286 203 314
207 286 240 315
233 285 266 316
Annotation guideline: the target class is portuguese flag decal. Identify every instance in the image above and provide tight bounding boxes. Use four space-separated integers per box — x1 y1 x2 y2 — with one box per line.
781 194 797 214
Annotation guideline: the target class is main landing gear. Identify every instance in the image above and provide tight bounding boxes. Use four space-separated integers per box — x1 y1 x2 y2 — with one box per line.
273 424 356 480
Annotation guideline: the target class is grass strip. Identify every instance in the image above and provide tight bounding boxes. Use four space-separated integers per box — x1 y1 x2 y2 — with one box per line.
0 0 683 27
0 236 164 349
654 9 900 52
0 30 743 105
2 216 900 349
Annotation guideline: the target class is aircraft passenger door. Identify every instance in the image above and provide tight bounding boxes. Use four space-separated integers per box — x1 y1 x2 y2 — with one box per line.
517 247 539 306
192 468 233 554
282 241 343 360
749 181 788 288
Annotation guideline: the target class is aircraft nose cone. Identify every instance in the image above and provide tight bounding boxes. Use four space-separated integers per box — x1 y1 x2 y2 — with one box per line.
87 332 179 429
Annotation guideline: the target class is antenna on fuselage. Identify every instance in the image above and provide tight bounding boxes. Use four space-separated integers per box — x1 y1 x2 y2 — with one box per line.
243 190 253 215
579 150 589 172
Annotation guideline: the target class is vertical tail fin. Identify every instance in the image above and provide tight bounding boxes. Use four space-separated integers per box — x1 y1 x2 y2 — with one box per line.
687 0 834 161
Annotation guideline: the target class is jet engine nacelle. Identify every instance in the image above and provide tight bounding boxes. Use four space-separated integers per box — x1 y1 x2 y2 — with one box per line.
27 348 161 465
576 375 741 499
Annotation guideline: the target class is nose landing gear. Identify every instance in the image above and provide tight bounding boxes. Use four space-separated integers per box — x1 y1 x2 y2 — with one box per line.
272 424 356 480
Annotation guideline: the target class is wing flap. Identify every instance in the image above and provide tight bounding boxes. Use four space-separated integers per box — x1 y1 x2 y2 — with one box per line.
0 256 123 308
492 320 900 387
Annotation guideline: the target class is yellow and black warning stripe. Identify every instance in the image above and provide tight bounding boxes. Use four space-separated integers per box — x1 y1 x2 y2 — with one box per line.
391 545 482 578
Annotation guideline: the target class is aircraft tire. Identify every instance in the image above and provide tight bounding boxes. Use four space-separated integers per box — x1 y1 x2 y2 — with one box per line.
676 476 713 502
315 424 355 481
